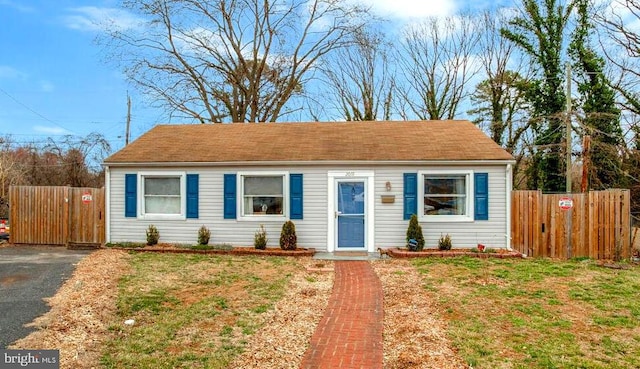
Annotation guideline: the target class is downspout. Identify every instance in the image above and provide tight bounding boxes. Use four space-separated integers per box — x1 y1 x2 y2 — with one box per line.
506 164 512 250
105 166 111 244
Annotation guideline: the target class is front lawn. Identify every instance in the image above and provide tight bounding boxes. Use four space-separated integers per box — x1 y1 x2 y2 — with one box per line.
413 257 640 368
100 253 300 368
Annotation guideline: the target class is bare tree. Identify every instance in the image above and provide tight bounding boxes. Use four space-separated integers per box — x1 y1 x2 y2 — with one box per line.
468 10 533 186
44 133 111 187
318 28 394 121
595 0 640 116
0 137 27 218
470 11 531 146
105 0 370 123
395 14 481 120
596 0 640 59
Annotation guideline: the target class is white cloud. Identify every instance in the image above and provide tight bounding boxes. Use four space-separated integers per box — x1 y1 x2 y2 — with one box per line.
63 7 144 32
39 80 54 92
359 0 457 19
0 65 27 79
33 125 71 135
0 0 35 13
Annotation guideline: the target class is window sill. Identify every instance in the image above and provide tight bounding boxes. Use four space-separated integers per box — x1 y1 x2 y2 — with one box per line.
420 215 475 223
237 214 287 222
139 214 186 221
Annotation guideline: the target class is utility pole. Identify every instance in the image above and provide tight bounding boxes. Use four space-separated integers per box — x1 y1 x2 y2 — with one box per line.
565 63 573 259
565 63 572 193
125 94 131 146
581 135 591 192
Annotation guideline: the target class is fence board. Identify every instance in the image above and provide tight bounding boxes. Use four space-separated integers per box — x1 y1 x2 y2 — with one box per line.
9 186 104 246
511 190 631 260
68 187 105 245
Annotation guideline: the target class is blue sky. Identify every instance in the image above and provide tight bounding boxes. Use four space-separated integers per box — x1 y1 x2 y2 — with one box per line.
0 0 162 152
0 0 511 152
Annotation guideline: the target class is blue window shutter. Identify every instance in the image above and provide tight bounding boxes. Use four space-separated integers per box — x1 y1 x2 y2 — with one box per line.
403 173 417 220
125 174 137 218
475 172 489 221
290 174 303 220
223 174 237 219
186 174 199 219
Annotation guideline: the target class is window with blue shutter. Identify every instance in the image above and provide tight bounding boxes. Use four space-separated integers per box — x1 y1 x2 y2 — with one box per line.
186 174 199 219
474 172 489 221
223 174 237 219
403 173 417 220
289 174 303 220
125 174 137 218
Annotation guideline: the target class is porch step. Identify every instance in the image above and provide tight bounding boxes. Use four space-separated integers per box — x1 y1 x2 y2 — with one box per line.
314 252 381 261
334 251 368 257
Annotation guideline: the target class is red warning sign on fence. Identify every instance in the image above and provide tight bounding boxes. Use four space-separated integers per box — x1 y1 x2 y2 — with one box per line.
82 192 93 204
559 196 573 210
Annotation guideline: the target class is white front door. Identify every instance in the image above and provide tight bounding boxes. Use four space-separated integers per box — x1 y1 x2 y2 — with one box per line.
327 171 374 252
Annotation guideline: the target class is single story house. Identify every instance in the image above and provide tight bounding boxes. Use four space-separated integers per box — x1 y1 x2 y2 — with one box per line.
103 120 515 252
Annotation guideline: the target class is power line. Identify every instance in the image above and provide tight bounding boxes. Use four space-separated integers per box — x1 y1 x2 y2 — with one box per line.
0 87 77 135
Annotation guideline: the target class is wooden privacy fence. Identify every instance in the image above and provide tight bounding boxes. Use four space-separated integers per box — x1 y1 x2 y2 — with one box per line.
9 186 105 247
511 190 631 259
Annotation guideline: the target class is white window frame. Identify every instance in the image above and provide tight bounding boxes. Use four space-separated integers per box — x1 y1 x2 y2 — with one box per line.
418 169 474 222
138 171 187 220
237 171 289 222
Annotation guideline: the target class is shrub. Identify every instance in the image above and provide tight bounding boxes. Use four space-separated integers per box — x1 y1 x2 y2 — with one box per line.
254 224 268 250
438 234 452 251
198 225 211 245
191 244 214 251
146 225 159 246
279 220 297 250
405 214 425 251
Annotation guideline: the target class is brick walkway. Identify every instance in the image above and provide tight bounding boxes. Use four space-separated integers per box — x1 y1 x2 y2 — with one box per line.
300 261 383 369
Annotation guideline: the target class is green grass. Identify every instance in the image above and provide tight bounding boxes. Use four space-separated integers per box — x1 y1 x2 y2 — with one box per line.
100 253 299 369
413 257 640 369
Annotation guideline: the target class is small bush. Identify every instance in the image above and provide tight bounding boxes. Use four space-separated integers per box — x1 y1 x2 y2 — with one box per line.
406 214 425 251
279 220 297 250
198 225 211 245
191 244 215 250
438 234 452 251
146 225 159 246
254 224 268 250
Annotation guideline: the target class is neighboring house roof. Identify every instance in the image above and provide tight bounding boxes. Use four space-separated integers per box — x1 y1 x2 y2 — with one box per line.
104 120 515 164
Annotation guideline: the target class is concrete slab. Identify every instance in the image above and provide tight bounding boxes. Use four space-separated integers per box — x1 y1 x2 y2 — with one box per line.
313 252 382 261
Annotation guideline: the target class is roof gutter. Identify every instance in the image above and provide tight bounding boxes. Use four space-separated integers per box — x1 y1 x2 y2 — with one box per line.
102 159 517 168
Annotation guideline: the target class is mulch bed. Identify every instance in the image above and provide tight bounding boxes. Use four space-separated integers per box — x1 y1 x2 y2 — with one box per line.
109 245 316 257
387 247 523 259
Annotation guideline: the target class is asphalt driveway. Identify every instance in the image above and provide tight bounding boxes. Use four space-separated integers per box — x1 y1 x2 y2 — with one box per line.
0 246 93 348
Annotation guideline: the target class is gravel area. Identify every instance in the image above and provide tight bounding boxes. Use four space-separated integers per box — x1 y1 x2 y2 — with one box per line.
230 258 334 368
372 259 469 369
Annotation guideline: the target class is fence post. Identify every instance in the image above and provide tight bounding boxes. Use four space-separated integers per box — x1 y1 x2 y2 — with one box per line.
63 186 70 247
566 204 573 259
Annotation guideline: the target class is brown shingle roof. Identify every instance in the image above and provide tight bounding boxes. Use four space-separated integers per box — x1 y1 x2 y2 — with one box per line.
104 120 514 164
